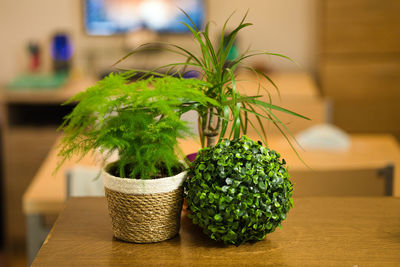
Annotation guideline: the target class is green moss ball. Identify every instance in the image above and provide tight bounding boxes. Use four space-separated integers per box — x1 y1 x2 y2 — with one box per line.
185 136 293 245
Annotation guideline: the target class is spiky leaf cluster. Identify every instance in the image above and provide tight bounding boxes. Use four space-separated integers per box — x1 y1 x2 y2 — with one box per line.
185 136 293 245
58 73 217 179
116 11 310 149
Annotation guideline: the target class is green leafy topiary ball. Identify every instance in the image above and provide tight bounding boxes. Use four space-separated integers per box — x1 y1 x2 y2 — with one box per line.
185 136 293 245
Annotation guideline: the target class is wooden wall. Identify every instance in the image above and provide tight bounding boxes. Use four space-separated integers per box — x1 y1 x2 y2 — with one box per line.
318 0 400 138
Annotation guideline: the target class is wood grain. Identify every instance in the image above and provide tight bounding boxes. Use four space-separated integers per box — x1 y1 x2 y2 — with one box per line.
291 168 389 197
332 100 400 137
320 57 400 101
33 197 400 266
319 0 400 139
322 0 400 55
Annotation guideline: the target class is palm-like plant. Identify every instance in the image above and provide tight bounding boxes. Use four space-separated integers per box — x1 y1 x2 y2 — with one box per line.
115 11 309 150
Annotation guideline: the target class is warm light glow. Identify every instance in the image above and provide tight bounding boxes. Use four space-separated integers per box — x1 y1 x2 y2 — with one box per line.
139 0 173 30
105 0 141 29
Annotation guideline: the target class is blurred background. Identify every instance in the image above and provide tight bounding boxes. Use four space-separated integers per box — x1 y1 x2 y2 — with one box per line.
0 0 399 265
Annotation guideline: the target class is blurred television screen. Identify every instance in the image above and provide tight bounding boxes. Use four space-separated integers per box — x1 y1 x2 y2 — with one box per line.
84 0 205 35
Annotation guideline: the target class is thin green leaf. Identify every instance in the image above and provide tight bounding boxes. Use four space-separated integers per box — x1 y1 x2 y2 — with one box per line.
221 23 253 64
179 7 200 31
202 23 219 70
262 106 303 150
218 11 236 57
247 117 267 146
250 99 310 120
241 102 248 135
242 65 280 100
220 95 263 106
267 113 309 167
180 21 209 65
233 102 241 139
245 104 268 142
113 43 187 66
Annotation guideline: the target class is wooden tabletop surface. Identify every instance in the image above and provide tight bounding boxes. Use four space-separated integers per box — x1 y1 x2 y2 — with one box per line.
33 197 400 266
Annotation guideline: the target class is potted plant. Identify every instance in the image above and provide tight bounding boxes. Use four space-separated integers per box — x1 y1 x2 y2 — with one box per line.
116 11 309 149
57 73 217 243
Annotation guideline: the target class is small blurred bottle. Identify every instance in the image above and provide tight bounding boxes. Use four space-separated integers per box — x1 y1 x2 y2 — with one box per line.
28 42 41 72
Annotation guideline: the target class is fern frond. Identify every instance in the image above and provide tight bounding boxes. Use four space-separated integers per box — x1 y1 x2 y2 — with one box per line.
57 74 216 179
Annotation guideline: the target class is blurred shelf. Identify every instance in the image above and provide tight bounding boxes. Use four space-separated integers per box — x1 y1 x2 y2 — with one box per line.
0 77 96 104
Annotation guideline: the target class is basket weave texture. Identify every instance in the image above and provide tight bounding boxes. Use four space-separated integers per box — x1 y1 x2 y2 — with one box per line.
105 186 184 243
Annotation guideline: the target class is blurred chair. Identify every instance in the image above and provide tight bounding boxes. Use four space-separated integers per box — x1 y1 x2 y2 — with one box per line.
290 164 394 197
66 166 104 198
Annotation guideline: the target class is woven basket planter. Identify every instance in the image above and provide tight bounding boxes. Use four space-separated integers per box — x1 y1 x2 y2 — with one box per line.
102 164 186 243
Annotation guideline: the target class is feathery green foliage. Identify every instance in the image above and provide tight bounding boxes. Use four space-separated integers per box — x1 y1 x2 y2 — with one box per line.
57 73 218 179
114 11 310 149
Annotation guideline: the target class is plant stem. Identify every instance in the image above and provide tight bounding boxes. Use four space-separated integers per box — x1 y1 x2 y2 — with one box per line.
206 135 218 147
203 108 221 147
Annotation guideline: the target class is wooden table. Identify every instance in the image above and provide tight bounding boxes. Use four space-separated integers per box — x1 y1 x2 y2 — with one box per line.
33 197 400 266
23 133 400 264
